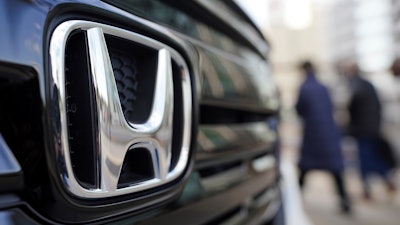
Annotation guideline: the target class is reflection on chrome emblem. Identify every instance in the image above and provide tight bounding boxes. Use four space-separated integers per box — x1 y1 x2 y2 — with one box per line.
49 21 192 198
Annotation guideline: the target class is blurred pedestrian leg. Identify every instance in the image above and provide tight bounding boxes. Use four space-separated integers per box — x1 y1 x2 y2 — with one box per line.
299 169 351 213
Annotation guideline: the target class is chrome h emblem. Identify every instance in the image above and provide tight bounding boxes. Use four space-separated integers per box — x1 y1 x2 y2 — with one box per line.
50 21 192 198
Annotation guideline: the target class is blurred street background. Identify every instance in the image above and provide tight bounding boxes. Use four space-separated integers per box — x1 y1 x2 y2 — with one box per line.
235 0 400 224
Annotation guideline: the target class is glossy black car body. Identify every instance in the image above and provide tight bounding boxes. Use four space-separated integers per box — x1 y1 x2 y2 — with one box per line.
0 0 282 224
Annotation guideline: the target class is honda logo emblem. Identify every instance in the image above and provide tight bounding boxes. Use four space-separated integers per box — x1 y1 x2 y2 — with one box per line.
50 20 192 198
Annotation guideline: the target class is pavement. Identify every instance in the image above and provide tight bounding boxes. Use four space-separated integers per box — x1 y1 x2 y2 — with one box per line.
280 120 400 225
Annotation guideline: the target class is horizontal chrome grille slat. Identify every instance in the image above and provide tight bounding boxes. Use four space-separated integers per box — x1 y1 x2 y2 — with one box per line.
198 47 279 113
195 122 277 170
138 169 277 225
199 163 247 192
196 122 276 153
195 145 273 170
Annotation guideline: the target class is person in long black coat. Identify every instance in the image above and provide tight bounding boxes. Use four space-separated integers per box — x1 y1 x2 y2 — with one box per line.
296 61 351 213
346 62 395 198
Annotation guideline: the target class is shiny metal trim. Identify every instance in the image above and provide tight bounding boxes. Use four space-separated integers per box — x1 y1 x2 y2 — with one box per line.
252 154 276 173
49 20 192 198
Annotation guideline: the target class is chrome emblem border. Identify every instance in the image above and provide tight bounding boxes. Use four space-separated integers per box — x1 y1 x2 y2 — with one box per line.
49 20 192 198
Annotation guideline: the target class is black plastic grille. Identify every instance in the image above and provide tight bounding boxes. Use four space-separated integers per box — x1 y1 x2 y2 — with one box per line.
65 31 98 188
105 35 157 124
0 63 47 198
109 49 139 122
117 148 155 188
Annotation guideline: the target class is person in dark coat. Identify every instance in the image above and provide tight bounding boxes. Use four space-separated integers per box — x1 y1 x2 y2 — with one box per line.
346 62 395 198
296 61 351 213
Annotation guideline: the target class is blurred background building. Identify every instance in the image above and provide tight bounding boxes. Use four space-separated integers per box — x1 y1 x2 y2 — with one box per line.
237 0 400 160
236 0 400 224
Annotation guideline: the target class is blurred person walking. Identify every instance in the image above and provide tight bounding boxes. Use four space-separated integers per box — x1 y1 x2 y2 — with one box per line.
345 61 395 199
296 61 351 213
